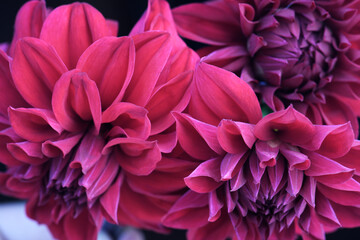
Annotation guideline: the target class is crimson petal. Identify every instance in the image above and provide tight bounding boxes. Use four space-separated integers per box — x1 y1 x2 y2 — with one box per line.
40 2 110 69
8 107 63 142
11 37 67 109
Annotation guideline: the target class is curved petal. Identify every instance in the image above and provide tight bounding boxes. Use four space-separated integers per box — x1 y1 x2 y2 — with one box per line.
102 102 150 140
52 70 102 133
8 0 47 57
192 62 262 124
8 107 63 142
7 141 46 165
173 2 241 45
305 151 354 185
103 138 161 176
162 190 209 229
0 128 24 166
11 37 67 109
77 36 135 108
184 157 222 193
314 123 354 159
173 112 223 160
124 31 172 106
42 132 82 158
70 133 104 174
146 70 193 134
254 107 316 147
100 172 124 224
217 120 255 154
0 50 28 115
40 2 110 69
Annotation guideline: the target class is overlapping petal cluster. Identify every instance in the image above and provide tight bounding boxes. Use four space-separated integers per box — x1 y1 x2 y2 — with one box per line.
173 0 360 134
0 0 197 239
163 62 360 240
0 1 360 240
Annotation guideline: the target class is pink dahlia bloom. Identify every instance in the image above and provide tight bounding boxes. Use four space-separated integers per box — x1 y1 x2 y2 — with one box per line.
163 62 360 240
0 1 197 239
173 0 360 134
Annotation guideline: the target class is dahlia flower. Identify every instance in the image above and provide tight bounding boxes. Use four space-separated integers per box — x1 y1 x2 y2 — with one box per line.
163 62 360 240
0 1 197 239
173 0 360 134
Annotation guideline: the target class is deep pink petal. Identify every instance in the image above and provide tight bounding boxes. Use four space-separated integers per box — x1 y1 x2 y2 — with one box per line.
11 37 67 109
8 0 46 57
286 168 303 196
0 128 24 166
70 133 104 174
8 107 63 142
146 70 193 135
220 153 246 181
100 173 124 224
254 107 316 147
315 191 341 226
185 157 222 193
255 140 279 168
102 102 150 139
118 181 169 231
162 190 209 229
124 31 172 106
173 2 241 45
314 123 354 158
331 201 360 228
104 138 161 176
280 144 310 170
305 151 354 184
0 50 28 115
192 62 261 124
77 37 135 108
217 120 255 154
86 154 119 200
40 2 111 69
106 19 119 36
335 140 360 174
52 70 102 132
7 141 46 165
173 112 223 160
42 132 82 158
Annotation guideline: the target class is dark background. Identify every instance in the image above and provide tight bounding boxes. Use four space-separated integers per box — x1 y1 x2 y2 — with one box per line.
0 0 359 239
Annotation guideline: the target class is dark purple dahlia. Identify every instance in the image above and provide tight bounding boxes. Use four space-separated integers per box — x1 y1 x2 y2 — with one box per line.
162 62 360 240
173 0 360 134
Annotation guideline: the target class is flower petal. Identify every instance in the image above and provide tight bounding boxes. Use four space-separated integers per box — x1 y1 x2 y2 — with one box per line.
8 107 63 142
42 132 82 158
8 0 46 57
7 141 46 165
52 70 102 133
305 151 354 185
77 36 135 108
0 50 28 115
162 190 209 229
104 137 161 176
102 102 150 140
11 37 67 109
173 112 223 160
146 70 193 135
173 2 241 45
184 157 222 193
40 2 110 69
192 62 261 124
124 31 172 106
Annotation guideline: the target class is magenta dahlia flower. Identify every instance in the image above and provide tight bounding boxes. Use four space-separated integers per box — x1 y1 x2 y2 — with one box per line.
163 62 360 240
173 0 360 134
0 1 197 239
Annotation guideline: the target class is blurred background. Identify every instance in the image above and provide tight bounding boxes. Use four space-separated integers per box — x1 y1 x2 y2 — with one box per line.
0 0 359 239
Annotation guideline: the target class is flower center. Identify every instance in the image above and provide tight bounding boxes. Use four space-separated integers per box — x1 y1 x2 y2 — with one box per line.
250 4 340 103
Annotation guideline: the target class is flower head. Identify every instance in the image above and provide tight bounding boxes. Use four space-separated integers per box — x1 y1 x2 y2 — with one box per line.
0 1 197 239
173 0 360 134
163 62 360 240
